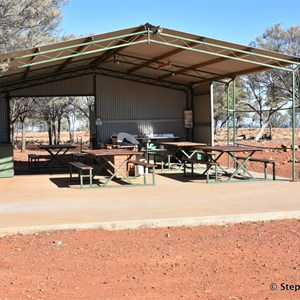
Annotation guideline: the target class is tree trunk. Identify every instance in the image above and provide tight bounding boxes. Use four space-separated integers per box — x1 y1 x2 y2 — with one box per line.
52 122 56 145
255 121 269 141
21 121 26 152
71 124 75 144
57 118 61 144
19 116 27 152
68 118 71 142
11 123 15 148
66 116 74 143
47 121 52 145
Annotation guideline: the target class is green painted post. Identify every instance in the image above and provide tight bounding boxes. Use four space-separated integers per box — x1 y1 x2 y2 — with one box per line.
227 82 231 168
233 78 236 146
292 71 296 181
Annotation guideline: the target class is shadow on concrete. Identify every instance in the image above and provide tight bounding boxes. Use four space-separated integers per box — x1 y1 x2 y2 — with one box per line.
157 172 207 183
49 176 133 189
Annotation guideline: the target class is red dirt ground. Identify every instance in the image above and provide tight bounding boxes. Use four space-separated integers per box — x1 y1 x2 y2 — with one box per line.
0 220 300 299
2 129 300 299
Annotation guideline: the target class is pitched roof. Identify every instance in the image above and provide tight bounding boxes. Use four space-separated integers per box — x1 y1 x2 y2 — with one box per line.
0 23 299 90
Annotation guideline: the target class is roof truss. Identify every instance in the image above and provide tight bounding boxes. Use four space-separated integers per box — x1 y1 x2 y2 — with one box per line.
0 23 299 91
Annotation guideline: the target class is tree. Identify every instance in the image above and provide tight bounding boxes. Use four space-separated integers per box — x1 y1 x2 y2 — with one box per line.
37 97 71 145
0 0 69 53
9 97 36 151
54 97 69 144
243 24 300 140
64 96 94 142
2 0 69 148
214 79 249 131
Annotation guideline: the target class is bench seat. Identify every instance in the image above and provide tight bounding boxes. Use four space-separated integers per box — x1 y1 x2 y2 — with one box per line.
28 153 48 169
235 156 275 180
69 161 93 188
127 159 156 185
182 157 219 183
146 150 173 171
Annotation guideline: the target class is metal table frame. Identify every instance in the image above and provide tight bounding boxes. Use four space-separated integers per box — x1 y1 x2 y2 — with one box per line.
158 141 207 168
39 144 76 169
195 145 264 182
82 149 143 187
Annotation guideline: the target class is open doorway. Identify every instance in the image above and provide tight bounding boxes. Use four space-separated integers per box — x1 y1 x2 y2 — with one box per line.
10 95 94 174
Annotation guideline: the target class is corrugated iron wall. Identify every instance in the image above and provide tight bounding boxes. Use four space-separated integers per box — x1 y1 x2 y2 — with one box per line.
192 83 213 144
0 94 9 142
2 73 191 144
95 75 186 143
1 74 95 142
10 74 94 97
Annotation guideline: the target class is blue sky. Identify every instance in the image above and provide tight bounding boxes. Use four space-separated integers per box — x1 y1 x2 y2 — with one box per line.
60 0 300 47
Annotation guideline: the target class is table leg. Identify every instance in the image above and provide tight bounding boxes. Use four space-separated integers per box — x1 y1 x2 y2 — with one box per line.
201 151 228 175
43 148 69 169
93 155 134 186
229 151 257 180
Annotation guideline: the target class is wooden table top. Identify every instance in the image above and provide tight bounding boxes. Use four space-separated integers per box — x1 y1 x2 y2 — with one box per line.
159 141 207 147
195 145 264 153
82 149 143 156
39 144 76 149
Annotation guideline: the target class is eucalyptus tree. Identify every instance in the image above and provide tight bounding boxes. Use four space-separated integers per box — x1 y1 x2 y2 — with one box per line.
64 96 94 143
2 0 69 147
214 79 249 131
243 23 300 140
0 0 69 53
37 97 72 145
9 97 36 150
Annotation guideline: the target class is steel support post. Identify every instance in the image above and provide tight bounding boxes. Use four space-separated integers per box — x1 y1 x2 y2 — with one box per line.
233 78 237 146
292 67 300 181
226 82 230 168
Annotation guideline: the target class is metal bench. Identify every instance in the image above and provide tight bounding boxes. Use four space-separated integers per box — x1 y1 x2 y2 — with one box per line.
182 157 219 183
127 159 156 186
146 150 173 171
235 156 276 180
28 153 48 169
69 161 93 188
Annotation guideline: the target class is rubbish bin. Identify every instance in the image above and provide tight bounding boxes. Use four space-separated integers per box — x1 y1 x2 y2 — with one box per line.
192 151 208 161
137 158 148 176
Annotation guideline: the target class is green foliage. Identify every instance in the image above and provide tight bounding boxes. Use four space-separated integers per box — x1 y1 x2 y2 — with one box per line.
214 78 249 129
0 0 69 52
241 24 300 129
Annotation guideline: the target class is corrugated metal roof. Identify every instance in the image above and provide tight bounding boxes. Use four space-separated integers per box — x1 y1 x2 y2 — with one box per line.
0 23 299 90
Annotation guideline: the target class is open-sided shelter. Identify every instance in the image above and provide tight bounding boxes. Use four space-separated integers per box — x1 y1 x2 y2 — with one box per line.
0 23 299 178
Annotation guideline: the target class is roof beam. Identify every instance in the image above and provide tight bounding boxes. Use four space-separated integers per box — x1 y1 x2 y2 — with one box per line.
56 36 94 72
195 62 286 84
23 47 40 79
88 25 146 67
127 41 200 74
0 29 148 72
152 32 299 71
94 67 189 91
103 52 230 83
159 48 254 80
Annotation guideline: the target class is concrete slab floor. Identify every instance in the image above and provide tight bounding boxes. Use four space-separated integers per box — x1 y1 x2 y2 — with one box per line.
0 171 300 236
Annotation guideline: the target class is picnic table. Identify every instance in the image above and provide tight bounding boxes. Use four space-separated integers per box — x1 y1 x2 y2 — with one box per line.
38 144 76 169
194 145 265 182
159 141 207 168
82 148 150 187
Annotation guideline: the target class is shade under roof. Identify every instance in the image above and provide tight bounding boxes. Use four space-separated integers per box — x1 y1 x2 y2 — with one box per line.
0 23 299 90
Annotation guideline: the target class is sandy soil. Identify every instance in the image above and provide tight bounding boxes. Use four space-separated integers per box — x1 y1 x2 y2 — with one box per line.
0 220 299 299
3 129 300 299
